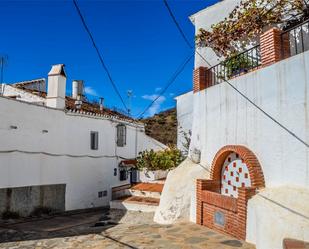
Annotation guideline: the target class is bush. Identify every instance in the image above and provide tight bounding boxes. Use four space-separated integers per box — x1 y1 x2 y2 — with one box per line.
2 210 20 220
136 146 185 171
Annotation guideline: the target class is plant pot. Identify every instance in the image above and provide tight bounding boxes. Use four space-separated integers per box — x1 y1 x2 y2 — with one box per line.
139 169 168 182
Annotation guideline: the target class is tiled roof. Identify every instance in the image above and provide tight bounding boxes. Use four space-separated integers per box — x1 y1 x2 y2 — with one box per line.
13 78 46 87
8 80 135 122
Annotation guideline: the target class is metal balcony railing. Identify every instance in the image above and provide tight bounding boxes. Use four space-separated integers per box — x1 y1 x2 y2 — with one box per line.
206 45 261 86
281 19 309 59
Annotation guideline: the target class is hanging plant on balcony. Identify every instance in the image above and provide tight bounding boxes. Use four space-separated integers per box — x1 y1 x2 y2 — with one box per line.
196 0 309 57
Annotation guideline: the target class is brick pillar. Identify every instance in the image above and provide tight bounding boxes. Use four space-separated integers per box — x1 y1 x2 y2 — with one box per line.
260 28 290 67
237 187 256 240
196 179 207 225
193 67 208 93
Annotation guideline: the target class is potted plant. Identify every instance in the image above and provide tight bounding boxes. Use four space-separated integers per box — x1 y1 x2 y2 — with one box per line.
136 146 185 182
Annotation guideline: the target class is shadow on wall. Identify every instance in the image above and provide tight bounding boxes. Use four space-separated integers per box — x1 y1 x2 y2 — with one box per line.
0 184 66 218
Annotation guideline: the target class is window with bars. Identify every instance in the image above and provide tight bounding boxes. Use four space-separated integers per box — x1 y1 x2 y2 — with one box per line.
90 131 99 150
116 124 126 147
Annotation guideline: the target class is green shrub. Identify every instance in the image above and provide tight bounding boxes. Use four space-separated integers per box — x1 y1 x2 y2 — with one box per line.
136 146 185 171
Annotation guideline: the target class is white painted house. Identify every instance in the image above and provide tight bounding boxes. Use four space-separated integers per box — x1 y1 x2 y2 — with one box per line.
0 64 165 216
156 1 309 249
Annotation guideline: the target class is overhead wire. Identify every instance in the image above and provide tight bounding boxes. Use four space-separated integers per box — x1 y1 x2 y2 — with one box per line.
162 0 309 148
137 53 193 119
72 0 129 113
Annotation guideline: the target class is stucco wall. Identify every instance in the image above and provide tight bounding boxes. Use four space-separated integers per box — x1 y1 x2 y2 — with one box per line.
0 84 45 105
190 0 240 68
189 50 309 188
183 50 309 246
0 96 165 212
175 91 193 153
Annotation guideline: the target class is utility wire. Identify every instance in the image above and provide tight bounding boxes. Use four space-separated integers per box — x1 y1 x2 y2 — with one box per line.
137 53 193 119
163 0 193 49
163 0 309 148
72 0 129 112
0 149 131 159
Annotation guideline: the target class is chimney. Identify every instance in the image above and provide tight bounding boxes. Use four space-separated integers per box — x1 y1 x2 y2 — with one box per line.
99 97 104 112
72 80 84 99
46 64 66 109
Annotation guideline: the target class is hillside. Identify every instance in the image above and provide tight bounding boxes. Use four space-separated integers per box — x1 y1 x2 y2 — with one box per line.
141 108 177 146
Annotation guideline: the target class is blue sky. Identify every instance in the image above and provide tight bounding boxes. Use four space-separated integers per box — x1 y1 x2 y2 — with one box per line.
0 0 218 117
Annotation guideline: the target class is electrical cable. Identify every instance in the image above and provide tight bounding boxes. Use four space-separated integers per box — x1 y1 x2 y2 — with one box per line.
163 0 309 148
0 149 130 159
137 53 193 118
72 0 129 113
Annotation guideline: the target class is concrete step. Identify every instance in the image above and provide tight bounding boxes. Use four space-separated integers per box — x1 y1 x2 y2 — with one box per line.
110 196 160 212
129 183 164 198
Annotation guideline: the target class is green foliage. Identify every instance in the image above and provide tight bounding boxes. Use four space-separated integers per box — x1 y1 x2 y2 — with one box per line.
136 146 185 171
222 53 257 78
180 127 191 157
196 0 308 56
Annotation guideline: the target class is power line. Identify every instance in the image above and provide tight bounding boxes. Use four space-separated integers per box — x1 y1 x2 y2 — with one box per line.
163 0 193 49
162 0 309 148
72 0 129 112
137 54 193 119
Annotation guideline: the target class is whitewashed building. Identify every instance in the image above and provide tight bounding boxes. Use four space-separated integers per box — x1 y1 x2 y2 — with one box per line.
157 1 309 249
0 64 165 216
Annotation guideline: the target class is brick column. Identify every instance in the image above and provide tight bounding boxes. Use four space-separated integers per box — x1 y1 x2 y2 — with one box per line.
196 179 207 225
193 67 208 93
260 28 290 67
236 187 256 240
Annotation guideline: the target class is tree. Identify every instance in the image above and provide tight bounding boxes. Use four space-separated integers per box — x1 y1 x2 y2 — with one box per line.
196 0 309 57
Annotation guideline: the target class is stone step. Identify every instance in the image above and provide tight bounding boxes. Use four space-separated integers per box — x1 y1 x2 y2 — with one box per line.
129 183 164 198
110 196 160 212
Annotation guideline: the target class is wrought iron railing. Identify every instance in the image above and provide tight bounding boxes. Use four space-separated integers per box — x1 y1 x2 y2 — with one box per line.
206 45 261 86
281 19 309 59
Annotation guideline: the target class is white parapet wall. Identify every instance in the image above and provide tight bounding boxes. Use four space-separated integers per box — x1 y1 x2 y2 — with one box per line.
0 96 165 213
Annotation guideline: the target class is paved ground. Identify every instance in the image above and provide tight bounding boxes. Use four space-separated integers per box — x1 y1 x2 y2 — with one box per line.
0 209 255 249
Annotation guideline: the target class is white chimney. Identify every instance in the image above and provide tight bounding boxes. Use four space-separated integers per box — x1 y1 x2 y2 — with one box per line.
46 64 66 109
100 97 104 112
72 80 84 99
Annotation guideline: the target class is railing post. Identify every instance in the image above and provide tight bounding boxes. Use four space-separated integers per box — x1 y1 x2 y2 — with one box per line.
193 67 209 93
260 27 290 67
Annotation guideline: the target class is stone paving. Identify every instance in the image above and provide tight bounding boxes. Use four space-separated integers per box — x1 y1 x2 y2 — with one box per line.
0 210 255 249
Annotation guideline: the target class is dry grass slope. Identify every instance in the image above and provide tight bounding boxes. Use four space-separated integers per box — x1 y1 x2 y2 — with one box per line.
140 108 177 146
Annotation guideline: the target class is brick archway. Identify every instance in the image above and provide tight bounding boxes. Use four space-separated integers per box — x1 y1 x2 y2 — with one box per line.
196 145 265 239
210 145 265 189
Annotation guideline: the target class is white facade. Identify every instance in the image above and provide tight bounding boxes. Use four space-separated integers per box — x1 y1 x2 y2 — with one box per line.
175 91 193 153
0 64 166 213
0 96 165 211
176 50 309 248
189 0 240 68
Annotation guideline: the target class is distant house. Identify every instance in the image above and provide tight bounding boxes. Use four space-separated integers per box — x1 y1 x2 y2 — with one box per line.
175 1 309 248
0 64 165 216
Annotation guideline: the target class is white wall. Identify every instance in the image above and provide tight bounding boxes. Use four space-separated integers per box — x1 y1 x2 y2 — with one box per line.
190 0 240 68
189 50 309 188
0 84 45 105
0 97 165 211
175 91 193 153
183 50 309 247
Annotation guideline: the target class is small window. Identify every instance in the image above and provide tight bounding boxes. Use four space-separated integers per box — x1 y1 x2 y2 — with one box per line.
90 131 99 150
116 124 126 147
119 169 128 181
